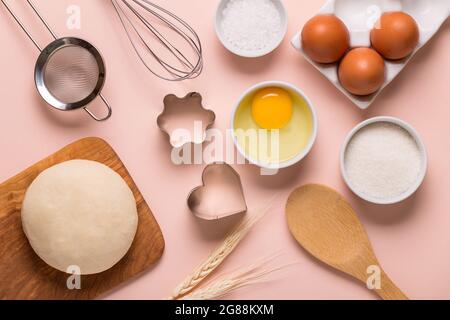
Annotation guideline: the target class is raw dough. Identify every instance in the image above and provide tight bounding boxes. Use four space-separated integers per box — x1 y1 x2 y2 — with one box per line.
21 160 138 275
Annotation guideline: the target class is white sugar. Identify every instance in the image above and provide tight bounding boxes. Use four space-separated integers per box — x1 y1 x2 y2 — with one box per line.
344 122 423 200
221 0 282 52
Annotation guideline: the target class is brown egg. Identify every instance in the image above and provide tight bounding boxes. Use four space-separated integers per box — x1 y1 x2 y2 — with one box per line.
301 14 350 64
338 48 385 96
371 12 419 60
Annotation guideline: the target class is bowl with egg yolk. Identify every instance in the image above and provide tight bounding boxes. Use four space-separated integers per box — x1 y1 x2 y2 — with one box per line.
231 81 317 170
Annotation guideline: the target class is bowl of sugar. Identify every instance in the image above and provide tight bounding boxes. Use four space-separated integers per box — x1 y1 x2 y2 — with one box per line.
215 0 288 58
340 116 427 205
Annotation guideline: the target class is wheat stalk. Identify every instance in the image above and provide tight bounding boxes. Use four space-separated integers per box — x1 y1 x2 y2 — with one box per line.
168 194 278 300
180 255 284 300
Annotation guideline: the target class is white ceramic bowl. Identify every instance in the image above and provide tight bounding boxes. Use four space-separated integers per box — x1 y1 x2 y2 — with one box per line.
340 116 427 205
215 0 288 58
231 81 318 170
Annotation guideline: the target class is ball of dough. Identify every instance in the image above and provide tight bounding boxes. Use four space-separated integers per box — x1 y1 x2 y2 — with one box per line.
21 160 138 275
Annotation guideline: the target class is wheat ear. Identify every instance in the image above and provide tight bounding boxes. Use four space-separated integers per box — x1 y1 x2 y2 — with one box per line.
168 194 278 300
180 255 284 300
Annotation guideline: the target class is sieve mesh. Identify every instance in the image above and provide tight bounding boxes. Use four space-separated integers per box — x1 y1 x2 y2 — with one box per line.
43 45 100 104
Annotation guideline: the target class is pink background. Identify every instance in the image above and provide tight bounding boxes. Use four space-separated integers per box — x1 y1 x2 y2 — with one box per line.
0 0 449 300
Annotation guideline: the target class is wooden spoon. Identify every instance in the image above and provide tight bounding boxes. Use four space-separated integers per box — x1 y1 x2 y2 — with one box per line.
286 184 408 300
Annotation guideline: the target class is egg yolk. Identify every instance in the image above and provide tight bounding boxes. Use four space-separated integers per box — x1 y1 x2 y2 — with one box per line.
251 87 293 129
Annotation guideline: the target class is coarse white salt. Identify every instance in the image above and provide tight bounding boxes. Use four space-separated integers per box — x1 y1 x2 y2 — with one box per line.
221 0 282 52
344 122 423 200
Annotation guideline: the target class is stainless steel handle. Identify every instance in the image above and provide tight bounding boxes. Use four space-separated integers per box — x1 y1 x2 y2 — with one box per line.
0 0 42 51
26 0 58 40
0 0 58 52
84 93 113 122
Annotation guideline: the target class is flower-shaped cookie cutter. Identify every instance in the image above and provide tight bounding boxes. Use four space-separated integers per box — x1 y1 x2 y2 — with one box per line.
187 163 247 220
157 92 216 148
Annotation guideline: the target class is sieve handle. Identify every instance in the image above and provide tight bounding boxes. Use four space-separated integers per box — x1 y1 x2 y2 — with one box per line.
0 0 58 52
0 0 42 51
84 93 112 122
27 0 58 40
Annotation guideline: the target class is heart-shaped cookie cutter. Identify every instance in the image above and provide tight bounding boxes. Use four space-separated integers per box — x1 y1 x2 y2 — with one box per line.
187 163 247 220
157 92 216 148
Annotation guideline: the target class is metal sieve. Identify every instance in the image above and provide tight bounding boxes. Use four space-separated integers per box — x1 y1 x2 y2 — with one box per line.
1 0 112 121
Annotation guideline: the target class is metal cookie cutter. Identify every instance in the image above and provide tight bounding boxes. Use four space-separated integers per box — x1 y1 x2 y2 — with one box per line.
157 92 215 148
187 163 247 220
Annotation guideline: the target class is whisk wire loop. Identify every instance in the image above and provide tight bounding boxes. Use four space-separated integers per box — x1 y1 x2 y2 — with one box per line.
111 0 203 81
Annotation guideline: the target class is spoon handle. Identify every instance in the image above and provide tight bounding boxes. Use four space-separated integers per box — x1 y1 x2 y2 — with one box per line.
374 271 409 300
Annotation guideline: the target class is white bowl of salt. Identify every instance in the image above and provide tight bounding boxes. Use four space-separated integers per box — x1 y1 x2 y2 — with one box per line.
341 116 427 205
215 0 288 58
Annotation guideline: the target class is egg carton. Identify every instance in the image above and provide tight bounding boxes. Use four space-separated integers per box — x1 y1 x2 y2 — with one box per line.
291 0 450 109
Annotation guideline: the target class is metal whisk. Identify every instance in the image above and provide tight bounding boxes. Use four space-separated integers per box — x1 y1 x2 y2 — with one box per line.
111 0 203 81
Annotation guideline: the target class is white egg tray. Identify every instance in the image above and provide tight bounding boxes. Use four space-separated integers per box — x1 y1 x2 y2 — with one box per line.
291 0 450 109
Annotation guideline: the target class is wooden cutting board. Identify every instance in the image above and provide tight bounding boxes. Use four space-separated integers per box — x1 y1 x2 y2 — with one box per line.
0 137 165 299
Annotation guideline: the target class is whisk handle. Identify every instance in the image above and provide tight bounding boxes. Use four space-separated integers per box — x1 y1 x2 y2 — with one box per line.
84 93 112 121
